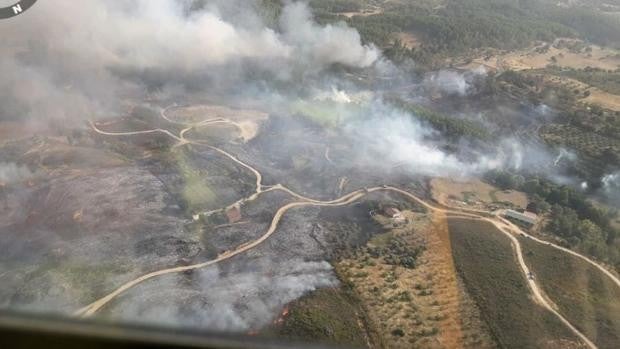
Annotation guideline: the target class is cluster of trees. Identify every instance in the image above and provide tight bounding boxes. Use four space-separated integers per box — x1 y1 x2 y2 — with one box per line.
546 205 610 259
366 236 424 269
544 66 620 96
494 69 619 164
306 0 620 66
389 98 492 142
487 171 613 229
485 170 619 266
562 108 620 142
545 7 620 48
343 0 578 63
308 0 361 14
245 1 620 69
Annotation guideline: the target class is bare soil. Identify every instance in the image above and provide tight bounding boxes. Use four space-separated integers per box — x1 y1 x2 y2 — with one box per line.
430 178 528 210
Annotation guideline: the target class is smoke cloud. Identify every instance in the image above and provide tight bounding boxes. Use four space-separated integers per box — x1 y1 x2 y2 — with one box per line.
0 162 33 184
423 68 486 96
0 0 379 121
602 171 620 204
340 100 557 178
112 258 337 332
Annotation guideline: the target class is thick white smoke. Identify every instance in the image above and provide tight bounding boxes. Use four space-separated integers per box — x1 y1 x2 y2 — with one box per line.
0 162 33 184
111 259 337 332
423 69 485 96
280 2 379 69
602 172 620 204
0 0 379 121
341 100 553 178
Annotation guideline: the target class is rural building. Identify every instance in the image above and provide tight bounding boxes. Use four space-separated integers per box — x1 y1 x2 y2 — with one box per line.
384 207 406 223
504 209 538 226
226 205 242 224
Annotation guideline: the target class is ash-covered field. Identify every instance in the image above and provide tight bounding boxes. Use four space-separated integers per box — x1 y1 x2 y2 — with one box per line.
2 2 619 348
0 104 426 332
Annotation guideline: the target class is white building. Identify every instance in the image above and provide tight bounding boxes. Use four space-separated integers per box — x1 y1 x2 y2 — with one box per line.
504 209 538 226
384 207 406 223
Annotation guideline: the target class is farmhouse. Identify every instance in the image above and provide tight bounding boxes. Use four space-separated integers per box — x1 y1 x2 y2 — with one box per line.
384 207 406 223
385 207 401 218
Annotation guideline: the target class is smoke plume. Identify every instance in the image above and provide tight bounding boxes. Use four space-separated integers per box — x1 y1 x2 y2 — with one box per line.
0 0 379 121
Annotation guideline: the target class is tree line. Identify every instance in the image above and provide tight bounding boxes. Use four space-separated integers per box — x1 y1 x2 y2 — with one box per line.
486 170 620 269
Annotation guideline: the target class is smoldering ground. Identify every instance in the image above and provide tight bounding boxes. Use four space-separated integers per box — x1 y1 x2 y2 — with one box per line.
1 0 616 335
102 258 337 332
0 0 379 332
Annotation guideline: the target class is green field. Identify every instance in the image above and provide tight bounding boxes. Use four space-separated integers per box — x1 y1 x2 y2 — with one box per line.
448 218 582 348
175 148 217 212
520 237 620 349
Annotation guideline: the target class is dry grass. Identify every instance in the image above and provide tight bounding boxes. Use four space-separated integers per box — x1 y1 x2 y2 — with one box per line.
430 177 528 209
338 6 383 18
461 39 620 111
464 39 620 72
540 75 620 111
337 210 494 348
166 104 269 142
394 32 421 49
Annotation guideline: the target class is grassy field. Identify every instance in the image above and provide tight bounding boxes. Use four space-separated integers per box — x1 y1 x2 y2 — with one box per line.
520 237 620 349
174 148 217 212
185 124 242 146
448 218 583 348
431 178 528 210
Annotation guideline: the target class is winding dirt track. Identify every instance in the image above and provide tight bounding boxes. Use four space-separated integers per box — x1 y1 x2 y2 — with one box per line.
498 215 620 289
82 106 620 348
453 216 597 349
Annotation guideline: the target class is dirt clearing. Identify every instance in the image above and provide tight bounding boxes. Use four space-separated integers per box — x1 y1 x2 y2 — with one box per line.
166 105 269 142
430 177 528 210
394 32 421 49
463 40 620 72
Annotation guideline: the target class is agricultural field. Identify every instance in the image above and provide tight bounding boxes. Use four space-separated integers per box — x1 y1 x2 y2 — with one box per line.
520 237 620 349
448 218 584 348
540 124 619 160
463 39 620 72
542 75 620 112
536 67 620 96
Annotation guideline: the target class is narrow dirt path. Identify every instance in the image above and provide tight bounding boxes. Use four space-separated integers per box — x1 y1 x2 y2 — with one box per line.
498 214 620 289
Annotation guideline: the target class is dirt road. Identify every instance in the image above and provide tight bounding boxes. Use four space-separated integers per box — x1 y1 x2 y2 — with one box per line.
498 214 620 289
84 108 619 348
